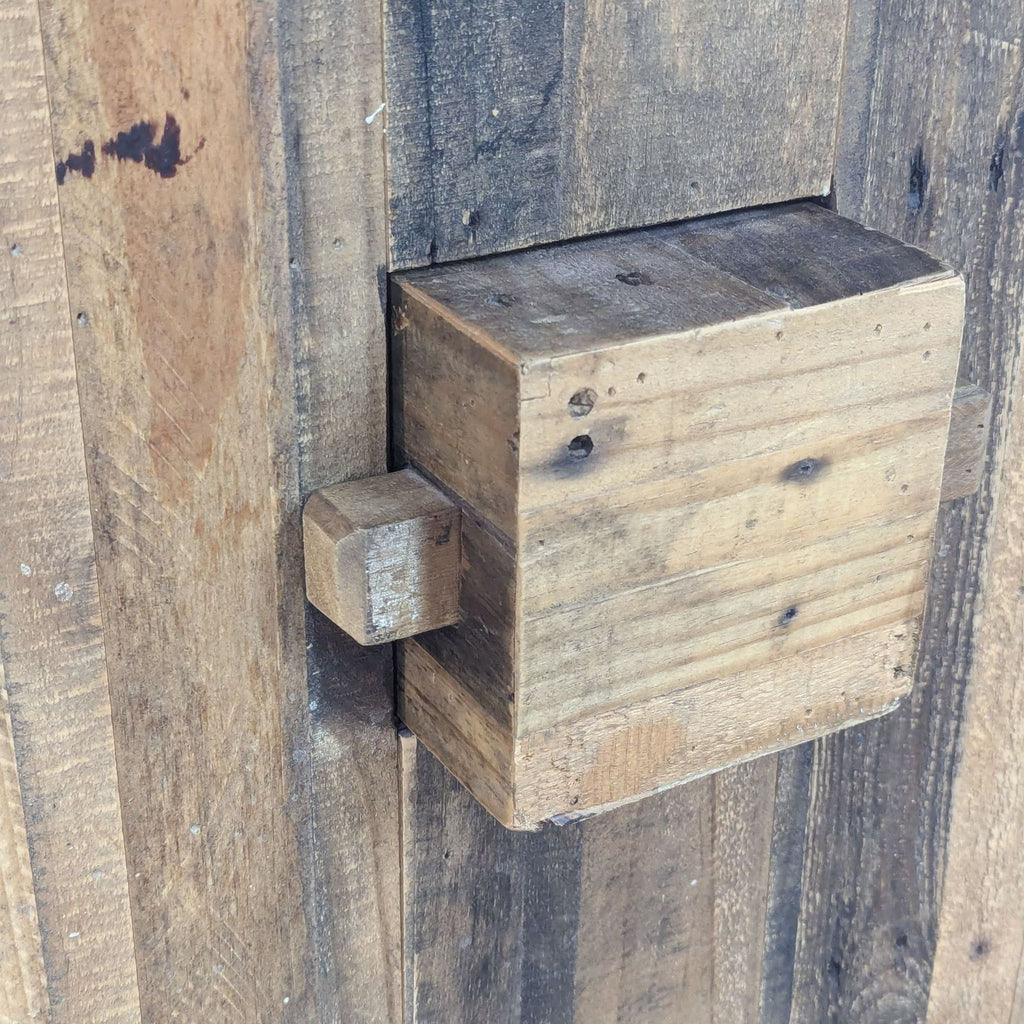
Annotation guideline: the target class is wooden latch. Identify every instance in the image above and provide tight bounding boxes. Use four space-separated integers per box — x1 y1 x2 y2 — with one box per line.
303 202 988 829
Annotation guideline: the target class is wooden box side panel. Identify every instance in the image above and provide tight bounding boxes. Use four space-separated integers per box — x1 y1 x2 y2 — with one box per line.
514 621 917 825
399 642 517 827
391 283 522 538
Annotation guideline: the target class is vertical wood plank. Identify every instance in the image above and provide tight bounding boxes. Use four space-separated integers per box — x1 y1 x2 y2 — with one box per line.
926 343 1024 1021
401 743 584 1024
36 0 399 1019
712 759 776 1024
276 0 400 1017
573 785 715 1023
0 0 140 1017
773 0 1024 1020
0 660 47 1022
384 0 846 267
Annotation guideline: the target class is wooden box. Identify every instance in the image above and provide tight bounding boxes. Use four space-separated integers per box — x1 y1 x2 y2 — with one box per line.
389 202 964 829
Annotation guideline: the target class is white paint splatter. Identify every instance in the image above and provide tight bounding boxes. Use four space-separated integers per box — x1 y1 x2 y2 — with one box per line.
54 582 73 602
190 824 200 835
19 563 31 577
68 931 80 939
365 102 386 124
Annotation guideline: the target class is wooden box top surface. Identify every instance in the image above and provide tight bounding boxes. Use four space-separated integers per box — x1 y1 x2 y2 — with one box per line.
395 203 952 361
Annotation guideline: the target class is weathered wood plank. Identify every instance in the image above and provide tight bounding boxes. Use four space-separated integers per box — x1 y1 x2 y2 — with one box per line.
384 0 846 267
772 0 1024 1019
0 660 47 1023
400 737 584 1024
275 0 401 1017
36 0 400 1019
0 0 140 1018
926 344 1024 1021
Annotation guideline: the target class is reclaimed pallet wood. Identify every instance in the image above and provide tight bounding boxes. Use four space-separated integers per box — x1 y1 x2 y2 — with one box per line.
0 0 140 1017
384 0 847 268
34 0 401 1017
766 0 1024 1020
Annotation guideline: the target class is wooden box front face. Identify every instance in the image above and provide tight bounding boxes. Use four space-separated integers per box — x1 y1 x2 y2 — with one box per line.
393 204 964 828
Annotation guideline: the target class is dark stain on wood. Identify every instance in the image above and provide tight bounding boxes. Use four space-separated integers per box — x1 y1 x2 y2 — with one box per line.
55 140 95 184
615 270 653 286
780 456 829 484
908 145 929 212
101 114 193 178
989 137 1005 192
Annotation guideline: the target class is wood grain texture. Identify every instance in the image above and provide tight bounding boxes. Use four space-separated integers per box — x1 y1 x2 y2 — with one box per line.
1 0 141 1018
304 470 461 645
399 735 584 1024
36 0 400 1019
275 0 401 1016
399 730 778 1024
384 0 846 267
940 384 992 502
765 0 1024 1019
0 660 47 1023
391 0 1022 1019
394 204 963 826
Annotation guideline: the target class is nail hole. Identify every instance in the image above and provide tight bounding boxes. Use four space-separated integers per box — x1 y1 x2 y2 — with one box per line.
567 434 594 460
780 456 828 484
922 350 931 360
780 606 799 626
76 311 90 326
568 387 597 417
615 270 652 286
489 292 518 307
636 372 647 384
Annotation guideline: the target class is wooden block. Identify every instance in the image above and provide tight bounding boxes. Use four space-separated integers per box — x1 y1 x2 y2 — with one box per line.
940 384 992 501
390 202 965 829
304 469 461 644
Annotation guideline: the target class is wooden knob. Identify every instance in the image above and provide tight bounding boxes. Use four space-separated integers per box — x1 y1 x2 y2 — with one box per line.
303 469 461 645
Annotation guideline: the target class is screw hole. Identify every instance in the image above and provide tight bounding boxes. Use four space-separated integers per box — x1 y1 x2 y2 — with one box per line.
568 387 597 417
567 434 594 460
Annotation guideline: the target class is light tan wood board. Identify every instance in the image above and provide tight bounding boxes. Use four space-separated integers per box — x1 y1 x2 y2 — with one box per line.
0 660 47 1023
35 0 400 1019
0 0 140 1018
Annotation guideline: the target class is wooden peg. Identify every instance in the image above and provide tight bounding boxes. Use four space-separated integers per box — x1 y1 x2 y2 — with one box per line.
303 469 461 645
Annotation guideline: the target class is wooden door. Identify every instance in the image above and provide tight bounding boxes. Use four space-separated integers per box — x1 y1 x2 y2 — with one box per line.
1 0 1021 1020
